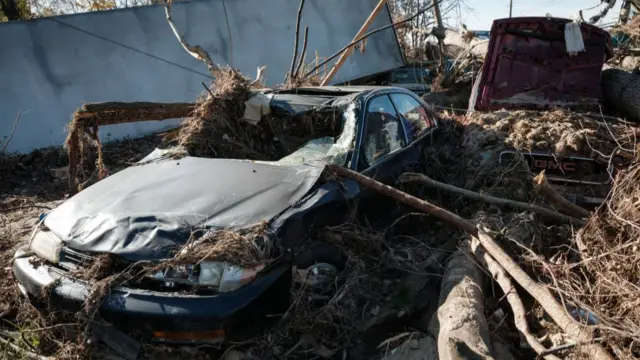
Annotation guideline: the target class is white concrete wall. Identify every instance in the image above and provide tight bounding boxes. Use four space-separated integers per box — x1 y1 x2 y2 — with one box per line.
0 0 404 153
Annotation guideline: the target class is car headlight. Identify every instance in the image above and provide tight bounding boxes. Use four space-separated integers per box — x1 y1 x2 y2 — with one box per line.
152 262 265 292
29 229 63 264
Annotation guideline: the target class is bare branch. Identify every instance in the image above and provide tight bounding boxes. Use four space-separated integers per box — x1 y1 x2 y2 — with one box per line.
294 26 309 79
164 0 219 77
304 2 435 80
252 65 267 86
289 0 306 81
1 112 21 153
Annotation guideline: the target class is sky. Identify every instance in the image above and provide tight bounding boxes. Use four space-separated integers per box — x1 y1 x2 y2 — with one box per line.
456 0 621 30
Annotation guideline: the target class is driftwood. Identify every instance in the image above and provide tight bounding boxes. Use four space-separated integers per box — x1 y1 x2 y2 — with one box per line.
437 240 494 360
470 237 560 360
399 172 585 226
65 101 196 190
328 165 614 360
72 102 196 125
533 171 590 219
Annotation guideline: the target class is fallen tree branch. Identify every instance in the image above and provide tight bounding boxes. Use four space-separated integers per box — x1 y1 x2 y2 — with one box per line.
399 172 585 226
470 237 561 360
303 2 435 80
475 229 613 360
164 0 219 77
327 164 615 360
1 112 21 153
533 171 591 219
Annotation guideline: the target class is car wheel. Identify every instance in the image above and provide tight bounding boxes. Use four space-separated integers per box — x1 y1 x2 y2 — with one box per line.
294 244 347 290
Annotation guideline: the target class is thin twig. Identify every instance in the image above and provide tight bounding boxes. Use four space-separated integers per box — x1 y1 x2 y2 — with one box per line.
540 338 606 356
1 112 21 153
0 334 51 360
294 26 309 79
289 0 305 82
201 82 214 98
303 2 435 79
221 0 233 66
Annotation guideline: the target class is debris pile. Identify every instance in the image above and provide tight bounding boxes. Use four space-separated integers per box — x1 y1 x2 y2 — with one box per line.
554 163 640 358
464 109 638 158
177 68 273 160
65 102 195 189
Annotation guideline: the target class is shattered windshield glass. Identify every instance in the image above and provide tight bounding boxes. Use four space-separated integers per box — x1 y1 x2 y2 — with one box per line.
274 102 358 167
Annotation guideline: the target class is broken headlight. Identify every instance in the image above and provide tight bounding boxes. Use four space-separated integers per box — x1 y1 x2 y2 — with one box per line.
152 262 265 292
29 229 63 264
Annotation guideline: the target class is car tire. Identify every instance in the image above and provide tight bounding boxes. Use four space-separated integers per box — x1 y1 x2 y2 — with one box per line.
294 244 347 291
295 243 347 271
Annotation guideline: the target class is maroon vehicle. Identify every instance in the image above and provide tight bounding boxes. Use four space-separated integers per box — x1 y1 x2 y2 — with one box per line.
470 17 612 111
470 17 615 206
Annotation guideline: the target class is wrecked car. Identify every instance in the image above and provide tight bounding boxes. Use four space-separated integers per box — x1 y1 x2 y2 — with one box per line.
12 86 439 343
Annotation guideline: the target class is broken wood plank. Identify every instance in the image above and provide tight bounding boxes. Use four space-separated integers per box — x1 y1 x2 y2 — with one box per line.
73 102 196 124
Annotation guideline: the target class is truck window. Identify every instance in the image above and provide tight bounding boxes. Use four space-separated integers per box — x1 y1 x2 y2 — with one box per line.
389 93 433 141
358 95 407 169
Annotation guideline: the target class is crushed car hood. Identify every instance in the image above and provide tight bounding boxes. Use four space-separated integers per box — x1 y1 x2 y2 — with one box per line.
44 156 324 261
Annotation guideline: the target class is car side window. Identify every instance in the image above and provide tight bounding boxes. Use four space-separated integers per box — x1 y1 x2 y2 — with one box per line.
389 93 434 142
358 95 407 170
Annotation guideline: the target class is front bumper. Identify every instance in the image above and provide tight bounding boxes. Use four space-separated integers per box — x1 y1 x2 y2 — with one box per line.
12 247 292 342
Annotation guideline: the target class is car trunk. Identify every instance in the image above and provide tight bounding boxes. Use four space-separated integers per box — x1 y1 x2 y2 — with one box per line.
472 17 612 111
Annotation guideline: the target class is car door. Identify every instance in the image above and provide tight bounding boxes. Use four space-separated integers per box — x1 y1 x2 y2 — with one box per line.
352 93 414 224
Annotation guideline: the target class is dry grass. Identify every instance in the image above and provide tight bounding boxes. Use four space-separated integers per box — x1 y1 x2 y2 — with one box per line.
547 164 640 359
465 109 639 159
172 223 271 268
178 67 276 160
